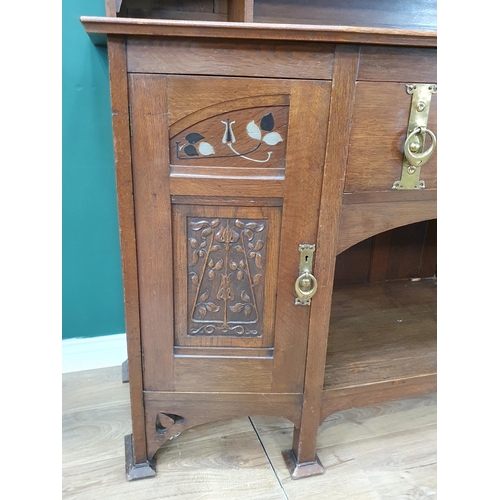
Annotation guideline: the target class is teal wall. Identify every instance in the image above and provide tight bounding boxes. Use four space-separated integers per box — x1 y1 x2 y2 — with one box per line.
63 0 125 339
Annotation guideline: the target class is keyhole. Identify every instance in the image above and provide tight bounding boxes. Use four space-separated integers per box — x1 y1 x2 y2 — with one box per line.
305 256 309 263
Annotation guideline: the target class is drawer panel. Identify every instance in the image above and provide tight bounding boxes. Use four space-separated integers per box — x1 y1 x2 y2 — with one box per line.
358 46 437 83
344 81 437 192
127 37 335 80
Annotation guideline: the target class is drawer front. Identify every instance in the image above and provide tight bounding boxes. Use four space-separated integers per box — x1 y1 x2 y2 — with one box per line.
345 47 437 193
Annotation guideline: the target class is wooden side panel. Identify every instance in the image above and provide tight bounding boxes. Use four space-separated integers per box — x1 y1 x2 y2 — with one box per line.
126 38 335 80
358 46 437 82
345 81 437 192
129 74 175 392
107 35 148 464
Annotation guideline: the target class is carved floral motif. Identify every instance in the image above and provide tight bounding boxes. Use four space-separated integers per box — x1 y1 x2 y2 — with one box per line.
187 218 268 337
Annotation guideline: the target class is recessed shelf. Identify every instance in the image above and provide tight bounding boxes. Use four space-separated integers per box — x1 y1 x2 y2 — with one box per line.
322 278 437 421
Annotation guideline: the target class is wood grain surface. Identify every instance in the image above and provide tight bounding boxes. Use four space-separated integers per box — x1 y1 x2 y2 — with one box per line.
322 278 436 421
63 366 436 499
345 82 437 192
80 17 437 47
126 37 335 79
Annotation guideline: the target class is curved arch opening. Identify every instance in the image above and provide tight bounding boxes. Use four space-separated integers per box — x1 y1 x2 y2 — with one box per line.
322 219 437 421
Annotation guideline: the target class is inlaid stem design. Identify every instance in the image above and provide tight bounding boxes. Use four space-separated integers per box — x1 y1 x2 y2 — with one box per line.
187 217 268 337
174 111 284 164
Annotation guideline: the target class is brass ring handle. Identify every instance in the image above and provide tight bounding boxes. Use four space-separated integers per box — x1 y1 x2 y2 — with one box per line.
404 126 437 167
295 272 318 301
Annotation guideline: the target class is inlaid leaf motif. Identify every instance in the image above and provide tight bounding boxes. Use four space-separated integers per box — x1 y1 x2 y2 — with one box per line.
263 132 283 146
239 261 245 269
206 302 220 313
198 142 215 156
230 303 244 313
185 132 205 144
184 145 199 156
210 219 221 228
201 228 212 237
246 120 262 140
200 291 209 302
214 259 224 270
235 220 245 228
211 245 221 252
237 270 244 281
189 238 198 248
208 269 215 280
208 259 215 268
241 291 251 303
253 274 262 285
254 240 264 251
198 305 207 317
190 272 199 285
229 261 238 270
244 304 252 317
260 113 275 131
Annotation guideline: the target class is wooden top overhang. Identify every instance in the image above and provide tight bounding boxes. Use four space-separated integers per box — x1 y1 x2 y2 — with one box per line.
80 17 437 48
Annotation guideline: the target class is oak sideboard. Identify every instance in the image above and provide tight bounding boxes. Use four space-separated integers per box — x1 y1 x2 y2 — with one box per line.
81 0 437 481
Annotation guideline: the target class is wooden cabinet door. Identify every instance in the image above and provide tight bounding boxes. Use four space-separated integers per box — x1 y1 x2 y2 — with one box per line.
129 74 331 394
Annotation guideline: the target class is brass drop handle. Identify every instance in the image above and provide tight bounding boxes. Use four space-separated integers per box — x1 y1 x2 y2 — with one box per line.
295 244 318 306
295 272 318 303
404 126 437 167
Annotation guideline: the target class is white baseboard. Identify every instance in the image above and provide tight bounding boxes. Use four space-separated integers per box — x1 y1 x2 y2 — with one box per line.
62 333 127 373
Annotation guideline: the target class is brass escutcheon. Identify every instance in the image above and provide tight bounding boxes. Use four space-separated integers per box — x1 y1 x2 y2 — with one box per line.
295 244 318 306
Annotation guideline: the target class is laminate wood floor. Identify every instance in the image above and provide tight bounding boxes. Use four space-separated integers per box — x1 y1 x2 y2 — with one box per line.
62 366 436 499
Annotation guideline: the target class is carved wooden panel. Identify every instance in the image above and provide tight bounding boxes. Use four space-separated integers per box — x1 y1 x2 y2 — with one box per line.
187 217 268 337
173 204 281 349
170 102 289 180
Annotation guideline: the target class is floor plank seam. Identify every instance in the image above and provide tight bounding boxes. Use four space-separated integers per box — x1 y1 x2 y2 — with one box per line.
248 417 289 500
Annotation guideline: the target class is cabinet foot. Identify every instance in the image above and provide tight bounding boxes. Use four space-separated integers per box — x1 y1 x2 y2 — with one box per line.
124 434 156 481
282 449 325 480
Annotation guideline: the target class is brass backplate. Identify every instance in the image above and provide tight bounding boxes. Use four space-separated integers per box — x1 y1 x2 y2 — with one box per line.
295 244 316 306
393 84 437 190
